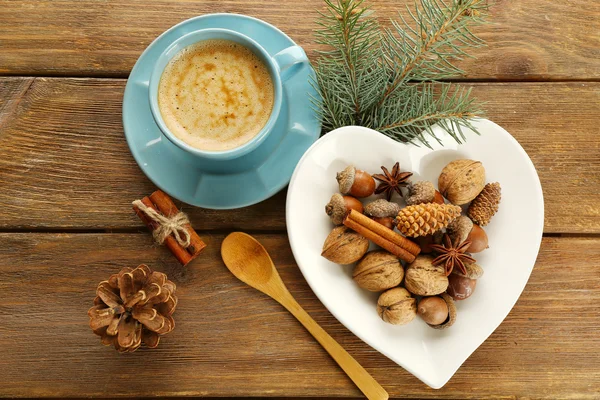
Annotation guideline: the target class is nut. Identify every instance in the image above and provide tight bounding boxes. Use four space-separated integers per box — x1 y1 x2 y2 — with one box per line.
453 262 484 279
325 193 363 225
364 199 401 218
321 226 369 264
404 255 448 296
337 166 376 198
447 216 488 253
353 251 404 292
433 190 445 204
438 159 486 205
447 274 477 300
372 216 395 230
466 224 488 253
417 296 449 326
430 293 457 329
377 287 417 325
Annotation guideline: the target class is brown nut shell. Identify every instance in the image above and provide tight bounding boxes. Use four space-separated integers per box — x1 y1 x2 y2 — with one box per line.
433 190 445 204
438 159 486 205
353 251 404 292
453 262 484 279
466 224 488 253
404 255 448 296
364 199 401 218
372 216 395 230
410 231 443 254
336 166 375 198
447 274 477 300
377 287 417 325
417 296 448 326
430 293 457 329
321 226 369 264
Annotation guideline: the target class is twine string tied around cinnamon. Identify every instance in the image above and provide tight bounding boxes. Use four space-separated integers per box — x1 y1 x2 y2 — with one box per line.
132 199 191 248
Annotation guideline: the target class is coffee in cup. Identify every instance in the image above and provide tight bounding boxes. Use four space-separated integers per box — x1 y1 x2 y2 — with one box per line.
157 39 274 152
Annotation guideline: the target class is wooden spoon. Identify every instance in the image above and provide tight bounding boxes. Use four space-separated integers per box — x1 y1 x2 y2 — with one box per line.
221 232 388 400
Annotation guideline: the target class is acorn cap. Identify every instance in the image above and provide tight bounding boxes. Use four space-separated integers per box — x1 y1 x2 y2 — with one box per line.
364 199 401 218
452 262 484 279
336 166 355 194
325 193 346 225
446 215 474 244
405 181 436 206
429 293 457 330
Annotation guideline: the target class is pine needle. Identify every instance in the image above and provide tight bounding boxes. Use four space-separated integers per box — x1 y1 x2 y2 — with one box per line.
312 0 490 147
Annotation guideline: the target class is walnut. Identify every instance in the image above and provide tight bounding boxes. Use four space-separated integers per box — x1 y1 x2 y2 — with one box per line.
404 255 448 296
352 251 403 292
438 159 486 205
321 226 369 264
377 287 416 325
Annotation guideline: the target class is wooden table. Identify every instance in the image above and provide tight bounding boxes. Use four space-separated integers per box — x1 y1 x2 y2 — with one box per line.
1 1 599 398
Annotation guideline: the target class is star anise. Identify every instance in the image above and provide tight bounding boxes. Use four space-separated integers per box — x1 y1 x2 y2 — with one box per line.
372 162 413 201
430 234 476 276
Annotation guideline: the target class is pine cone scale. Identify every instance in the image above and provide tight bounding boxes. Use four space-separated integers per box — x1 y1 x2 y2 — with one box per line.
395 203 461 237
468 182 501 226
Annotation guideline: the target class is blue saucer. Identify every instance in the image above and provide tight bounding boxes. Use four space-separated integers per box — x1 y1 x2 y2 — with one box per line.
123 14 321 209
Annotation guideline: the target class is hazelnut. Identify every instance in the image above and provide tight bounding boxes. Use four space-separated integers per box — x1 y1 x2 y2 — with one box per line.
353 251 403 292
447 274 476 300
417 296 448 326
372 216 395 230
466 223 488 253
433 190 445 204
404 255 448 296
438 159 486 205
321 226 369 264
447 263 483 300
377 287 417 325
430 293 457 329
337 166 376 198
364 199 400 218
325 193 363 225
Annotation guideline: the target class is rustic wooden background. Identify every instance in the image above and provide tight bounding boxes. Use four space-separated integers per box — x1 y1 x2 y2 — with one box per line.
0 0 599 399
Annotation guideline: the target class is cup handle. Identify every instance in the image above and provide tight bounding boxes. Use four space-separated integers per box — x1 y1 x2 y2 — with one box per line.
272 46 308 82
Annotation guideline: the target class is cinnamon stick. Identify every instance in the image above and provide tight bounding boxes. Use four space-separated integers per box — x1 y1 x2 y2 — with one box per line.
149 190 207 255
343 209 420 263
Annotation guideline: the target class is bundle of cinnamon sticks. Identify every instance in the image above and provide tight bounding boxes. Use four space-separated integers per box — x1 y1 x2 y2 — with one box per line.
343 209 420 263
133 190 206 266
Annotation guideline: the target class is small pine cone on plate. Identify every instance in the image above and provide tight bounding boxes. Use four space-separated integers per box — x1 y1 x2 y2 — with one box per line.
468 182 501 226
395 203 461 237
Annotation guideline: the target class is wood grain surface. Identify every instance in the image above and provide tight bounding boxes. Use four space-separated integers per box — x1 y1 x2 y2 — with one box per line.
0 233 598 398
0 0 599 79
0 78 598 233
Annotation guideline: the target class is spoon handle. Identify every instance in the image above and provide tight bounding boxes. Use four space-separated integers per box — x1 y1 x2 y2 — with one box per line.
279 296 389 400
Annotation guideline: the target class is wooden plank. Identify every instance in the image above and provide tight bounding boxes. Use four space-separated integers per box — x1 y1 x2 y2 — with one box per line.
0 78 598 233
0 233 597 398
0 1 598 80
0 77 34 129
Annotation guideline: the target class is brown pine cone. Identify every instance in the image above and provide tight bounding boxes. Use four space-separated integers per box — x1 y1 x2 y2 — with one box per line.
395 203 461 237
468 182 501 226
88 264 177 353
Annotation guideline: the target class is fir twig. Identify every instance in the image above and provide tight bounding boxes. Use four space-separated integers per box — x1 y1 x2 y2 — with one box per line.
312 0 490 147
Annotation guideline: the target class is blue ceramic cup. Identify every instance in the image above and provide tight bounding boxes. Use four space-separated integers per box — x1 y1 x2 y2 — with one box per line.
148 28 309 161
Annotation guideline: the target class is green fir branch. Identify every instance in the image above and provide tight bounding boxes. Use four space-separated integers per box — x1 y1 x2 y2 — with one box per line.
312 0 490 147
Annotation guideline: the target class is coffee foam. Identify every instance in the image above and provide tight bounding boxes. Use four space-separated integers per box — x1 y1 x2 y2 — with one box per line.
158 39 274 151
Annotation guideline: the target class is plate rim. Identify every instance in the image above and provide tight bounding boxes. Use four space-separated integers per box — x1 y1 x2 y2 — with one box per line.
285 120 544 388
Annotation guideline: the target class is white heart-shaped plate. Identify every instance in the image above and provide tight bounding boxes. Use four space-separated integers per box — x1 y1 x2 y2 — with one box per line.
286 119 544 388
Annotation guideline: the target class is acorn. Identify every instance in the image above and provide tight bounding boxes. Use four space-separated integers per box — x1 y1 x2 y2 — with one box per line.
325 193 364 225
410 231 443 254
429 293 457 329
372 217 395 230
337 166 376 198
447 215 488 253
